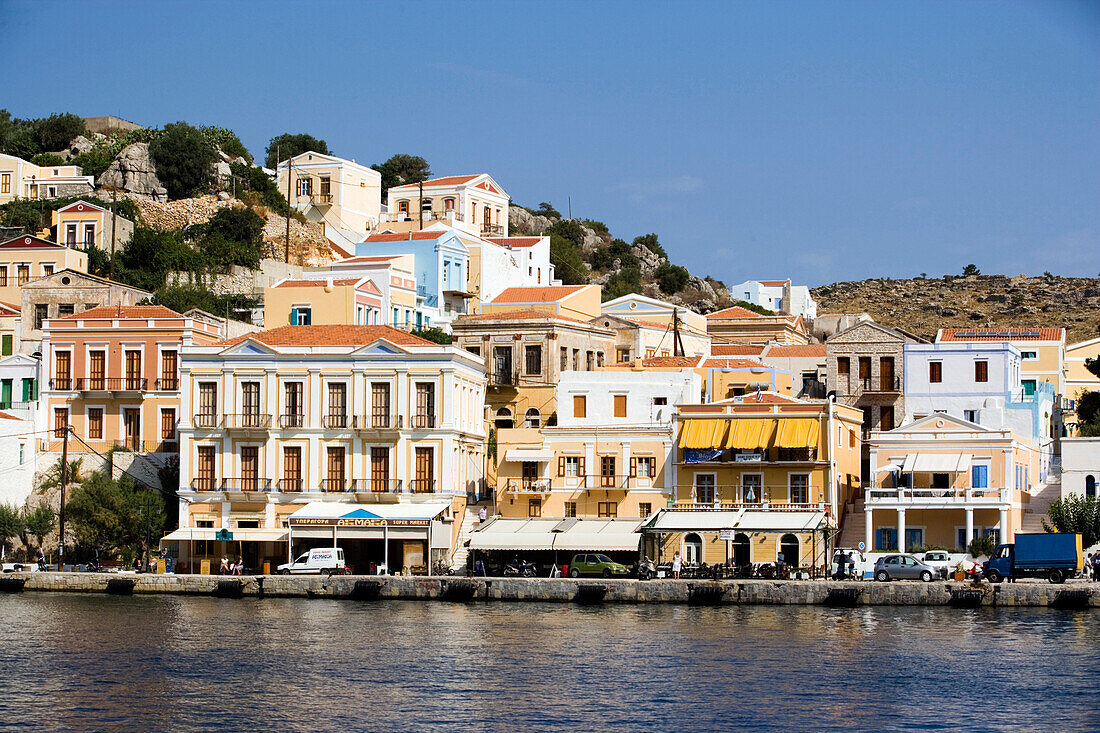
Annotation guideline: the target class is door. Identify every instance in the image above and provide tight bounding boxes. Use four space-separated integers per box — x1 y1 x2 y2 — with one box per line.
89 350 105 390
742 474 762 503
241 446 259 491
371 447 389 492
415 382 435 428
684 534 702 565
0 379 10 409
125 350 141 390
371 382 390 427
327 383 347 428
326 447 345 492
493 346 512 385
197 446 216 491
242 382 260 426
732 533 750 566
779 534 800 568
123 408 140 451
521 461 538 490
282 447 301 492
899 555 920 579
880 357 895 391
414 447 433 493
600 456 616 488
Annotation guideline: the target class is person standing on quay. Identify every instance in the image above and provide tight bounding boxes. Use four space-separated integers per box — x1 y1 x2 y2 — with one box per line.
672 551 683 579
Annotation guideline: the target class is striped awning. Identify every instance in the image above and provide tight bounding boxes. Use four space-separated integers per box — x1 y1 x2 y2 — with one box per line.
725 419 777 450
774 419 821 449
678 419 729 449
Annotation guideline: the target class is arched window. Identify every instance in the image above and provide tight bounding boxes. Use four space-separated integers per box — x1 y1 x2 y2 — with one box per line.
443 197 455 211
683 533 703 565
397 200 409 216
1087 475 1096 499
421 198 433 213
732 533 750 567
494 407 513 429
779 534 800 568
524 408 540 429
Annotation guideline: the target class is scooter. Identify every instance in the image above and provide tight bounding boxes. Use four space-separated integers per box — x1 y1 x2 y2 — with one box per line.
637 557 657 580
503 559 537 577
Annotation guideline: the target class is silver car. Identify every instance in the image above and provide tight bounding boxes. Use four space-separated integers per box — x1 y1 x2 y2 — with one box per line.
874 554 938 582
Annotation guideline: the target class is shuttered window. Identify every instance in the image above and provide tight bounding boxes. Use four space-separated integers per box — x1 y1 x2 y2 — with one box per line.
196 446 216 491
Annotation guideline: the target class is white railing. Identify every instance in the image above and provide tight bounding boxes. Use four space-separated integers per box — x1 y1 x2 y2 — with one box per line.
866 487 1008 504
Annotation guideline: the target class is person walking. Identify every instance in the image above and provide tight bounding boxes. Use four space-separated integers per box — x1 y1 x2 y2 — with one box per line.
479 506 487 524
672 551 683 579
1091 553 1100 582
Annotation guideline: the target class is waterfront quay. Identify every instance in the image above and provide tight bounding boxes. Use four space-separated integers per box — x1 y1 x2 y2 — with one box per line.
5 572 1097 608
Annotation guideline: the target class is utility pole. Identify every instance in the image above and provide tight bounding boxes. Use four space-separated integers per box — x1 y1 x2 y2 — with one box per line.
56 425 70 571
283 146 291 264
568 196 572 219
418 180 424 231
110 188 117 281
672 308 685 357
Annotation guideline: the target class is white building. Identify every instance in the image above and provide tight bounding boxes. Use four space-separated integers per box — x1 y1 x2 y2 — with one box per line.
1060 437 1099 501
0 410 36 510
0 353 40 419
598 293 711 361
903 342 1055 480
730 279 818 320
383 174 510 238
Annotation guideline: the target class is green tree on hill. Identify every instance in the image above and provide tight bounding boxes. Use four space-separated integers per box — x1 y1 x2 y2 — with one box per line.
32 113 85 152
149 121 217 199
265 132 329 168
655 262 690 294
372 154 431 199
549 233 588 285
632 233 667 260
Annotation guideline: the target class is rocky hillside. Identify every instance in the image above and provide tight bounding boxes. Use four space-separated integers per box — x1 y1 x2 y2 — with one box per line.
813 274 1100 342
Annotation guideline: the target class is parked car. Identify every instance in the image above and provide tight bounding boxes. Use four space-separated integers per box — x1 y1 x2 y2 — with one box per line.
277 547 346 575
568 553 629 578
918 551 953 579
874 554 939 582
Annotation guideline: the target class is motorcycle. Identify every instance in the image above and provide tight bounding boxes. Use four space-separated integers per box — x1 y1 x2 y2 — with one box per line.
503 558 537 577
637 557 657 580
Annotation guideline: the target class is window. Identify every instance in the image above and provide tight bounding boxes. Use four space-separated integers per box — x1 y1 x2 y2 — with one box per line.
1021 351 1037 360
415 382 435 428
971 464 989 489
241 382 261 422
929 362 942 383
283 447 302 492
327 382 347 428
932 473 951 490
573 395 586 419
413 446 434 492
634 456 655 478
572 349 579 371
86 349 105 390
0 173 8 194
370 447 389 492
54 350 71 390
33 303 47 329
837 357 850 376
398 200 409 215
53 407 69 438
124 350 141 390
524 345 542 375
326 446 345 492
43 264 55 277
196 446 216 491
638 502 652 518
240 446 259 491
964 409 978 424
495 407 513 429
586 350 594 371
617 348 631 363
597 352 605 367
17 265 30 287
524 408 540 429
161 408 176 441
521 461 538 489
0 268 6 287
975 360 988 383
789 474 809 504
83 224 95 248
880 406 894 431
559 456 583 478
598 501 618 518
160 350 178 390
21 378 36 402
528 499 542 518
444 198 455 211
613 394 627 418
876 527 898 551
858 356 871 381
1022 379 1036 396
466 345 481 357
297 177 312 197
372 382 391 427
198 382 218 427
320 177 331 197
1085 475 1096 499
290 306 311 325
563 502 577 518
654 397 667 406
123 408 140 451
742 474 762 503
87 408 103 440
600 456 616 487
66 224 77 246
695 474 715 504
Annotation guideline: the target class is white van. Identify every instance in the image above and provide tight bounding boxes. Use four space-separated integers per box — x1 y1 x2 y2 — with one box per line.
277 548 346 575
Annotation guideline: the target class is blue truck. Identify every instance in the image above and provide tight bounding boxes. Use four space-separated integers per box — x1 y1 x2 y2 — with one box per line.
983 533 1083 584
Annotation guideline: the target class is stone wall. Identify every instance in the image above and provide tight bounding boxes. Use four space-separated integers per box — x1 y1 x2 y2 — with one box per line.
167 259 303 297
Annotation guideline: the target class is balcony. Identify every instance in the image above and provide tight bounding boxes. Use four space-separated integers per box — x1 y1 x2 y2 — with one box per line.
860 376 901 394
279 413 305 429
502 475 655 493
410 414 436 429
489 371 518 388
221 477 272 493
678 448 819 465
408 478 437 494
189 478 219 493
321 413 351 430
502 478 553 494
223 413 272 432
277 478 304 492
310 192 333 205
480 223 504 236
681 485 818 506
320 478 352 493
355 413 402 431
866 487 1009 507
193 413 219 429
154 377 179 391
672 500 828 512
75 377 148 393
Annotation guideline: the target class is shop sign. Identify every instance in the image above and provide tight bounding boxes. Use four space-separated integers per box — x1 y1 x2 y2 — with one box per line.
289 517 431 528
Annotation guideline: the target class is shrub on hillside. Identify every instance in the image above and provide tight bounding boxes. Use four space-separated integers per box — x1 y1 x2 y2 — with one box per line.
229 162 291 217
372 154 431 199
549 233 588 285
632 233 667 260
655 262 690 294
590 239 637 271
265 132 329 168
149 121 217 199
201 126 251 164
30 153 66 167
32 113 85 152
146 286 258 320
549 219 587 249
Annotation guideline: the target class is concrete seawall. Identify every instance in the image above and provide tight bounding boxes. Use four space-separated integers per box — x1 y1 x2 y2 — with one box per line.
2 573 1097 608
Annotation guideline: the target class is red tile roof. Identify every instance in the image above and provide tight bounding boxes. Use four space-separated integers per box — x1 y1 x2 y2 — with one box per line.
763 344 826 357
612 355 702 368
216 325 433 348
390 175 480 190
56 305 182 320
490 286 585 304
0 410 20 421
709 344 765 356
486 237 543 248
702 357 772 369
757 280 789 287
706 306 768 320
337 255 402 264
938 327 1065 342
274 278 363 288
454 309 591 325
0 302 19 316
364 231 446 242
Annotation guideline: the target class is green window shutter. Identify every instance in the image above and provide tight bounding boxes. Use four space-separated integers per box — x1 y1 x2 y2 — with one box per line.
1 334 11 355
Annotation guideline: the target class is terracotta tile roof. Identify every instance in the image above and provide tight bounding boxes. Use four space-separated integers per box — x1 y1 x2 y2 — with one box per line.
938 327 1065 342
274 278 363 288
763 344 826 357
486 237 543 248
56 305 182 320
390 175 479 190
364 231 445 242
612 356 702 368
702 357 772 369
0 410 20 421
490 286 585 304
0 302 20 316
709 344 765 356
215 325 432 348
706 306 768 320
757 280 789 287
338 255 402 264
454 309 591 325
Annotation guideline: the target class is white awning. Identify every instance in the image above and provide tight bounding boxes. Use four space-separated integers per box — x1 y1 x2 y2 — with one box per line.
875 462 904 473
504 449 555 462
468 518 642 552
643 509 827 534
902 453 972 473
161 528 288 542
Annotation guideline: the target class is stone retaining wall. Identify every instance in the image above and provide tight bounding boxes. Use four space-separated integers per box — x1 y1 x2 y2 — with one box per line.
6 573 1098 608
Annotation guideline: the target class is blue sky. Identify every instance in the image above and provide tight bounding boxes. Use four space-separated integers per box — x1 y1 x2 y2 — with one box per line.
2 1 1097 286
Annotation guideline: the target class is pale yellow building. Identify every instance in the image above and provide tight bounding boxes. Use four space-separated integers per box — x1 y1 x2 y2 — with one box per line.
263 276 384 328
480 284 602 320
1064 337 1100 407
276 152 382 236
382 174 510 238
51 200 134 251
706 305 810 346
0 153 94 203
0 235 87 305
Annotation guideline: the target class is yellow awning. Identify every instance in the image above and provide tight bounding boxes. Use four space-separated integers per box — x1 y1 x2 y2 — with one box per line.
678 419 729 449
726 419 777 450
775 418 821 448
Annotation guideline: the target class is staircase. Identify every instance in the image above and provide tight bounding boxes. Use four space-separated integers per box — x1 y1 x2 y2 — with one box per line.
1021 472 1061 533
836 497 866 549
450 502 487 572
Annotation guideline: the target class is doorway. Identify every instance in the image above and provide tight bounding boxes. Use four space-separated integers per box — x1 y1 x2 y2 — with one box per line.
732 533 750 566
779 534 800 568
683 533 702 565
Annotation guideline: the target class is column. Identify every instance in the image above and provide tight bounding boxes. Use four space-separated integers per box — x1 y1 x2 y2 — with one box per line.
897 508 906 552
864 506 873 552
965 507 974 548
999 507 1009 543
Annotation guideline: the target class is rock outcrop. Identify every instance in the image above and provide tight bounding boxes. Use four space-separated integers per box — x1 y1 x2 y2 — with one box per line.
98 143 168 201
509 207 554 235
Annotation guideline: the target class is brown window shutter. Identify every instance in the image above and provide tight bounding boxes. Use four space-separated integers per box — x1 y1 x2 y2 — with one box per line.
630 457 637 477
557 456 565 476
579 457 586 478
